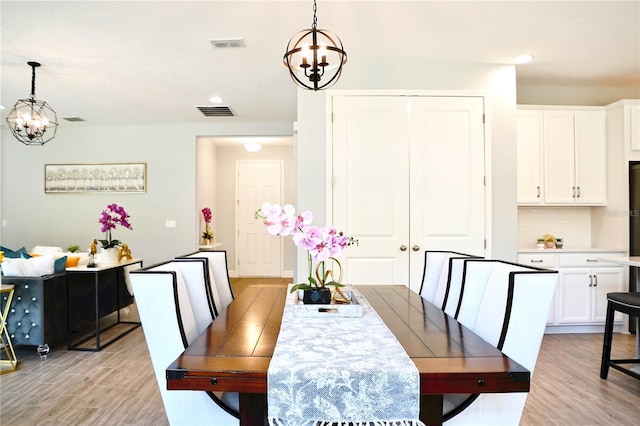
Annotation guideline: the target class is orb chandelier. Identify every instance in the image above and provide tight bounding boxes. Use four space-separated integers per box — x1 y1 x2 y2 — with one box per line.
5 61 58 146
283 0 347 91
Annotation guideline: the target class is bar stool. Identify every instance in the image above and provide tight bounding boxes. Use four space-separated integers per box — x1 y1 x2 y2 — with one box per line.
600 292 640 380
1 284 18 374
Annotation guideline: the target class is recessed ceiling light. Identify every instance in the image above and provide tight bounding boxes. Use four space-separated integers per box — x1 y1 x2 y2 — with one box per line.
514 54 534 64
210 96 223 104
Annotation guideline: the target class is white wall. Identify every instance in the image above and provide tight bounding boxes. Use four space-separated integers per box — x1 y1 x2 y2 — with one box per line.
196 136 217 244
0 121 291 266
295 63 518 282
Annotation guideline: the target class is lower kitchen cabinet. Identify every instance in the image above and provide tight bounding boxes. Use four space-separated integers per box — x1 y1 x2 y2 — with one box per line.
557 267 624 324
518 250 626 332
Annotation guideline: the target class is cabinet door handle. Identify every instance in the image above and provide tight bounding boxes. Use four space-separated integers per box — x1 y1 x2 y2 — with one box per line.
593 275 598 287
587 259 598 263
400 245 408 252
572 186 576 198
588 274 593 287
537 186 540 198
530 259 543 263
577 186 581 198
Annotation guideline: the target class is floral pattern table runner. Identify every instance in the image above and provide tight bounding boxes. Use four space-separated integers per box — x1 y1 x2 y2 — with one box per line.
267 286 424 426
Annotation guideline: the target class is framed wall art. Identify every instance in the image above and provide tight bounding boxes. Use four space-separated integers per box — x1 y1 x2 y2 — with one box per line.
44 163 146 193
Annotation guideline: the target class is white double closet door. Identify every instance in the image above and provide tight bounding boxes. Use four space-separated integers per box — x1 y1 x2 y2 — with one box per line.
331 95 486 291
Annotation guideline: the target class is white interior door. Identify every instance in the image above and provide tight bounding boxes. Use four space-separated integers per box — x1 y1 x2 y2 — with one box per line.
408 96 486 289
332 96 410 285
331 95 486 290
237 160 283 277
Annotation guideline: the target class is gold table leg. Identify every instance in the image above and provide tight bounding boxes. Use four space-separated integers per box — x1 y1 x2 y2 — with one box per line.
1 284 18 374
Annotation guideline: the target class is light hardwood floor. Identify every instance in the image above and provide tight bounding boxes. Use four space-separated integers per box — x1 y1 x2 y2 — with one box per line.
1 278 638 425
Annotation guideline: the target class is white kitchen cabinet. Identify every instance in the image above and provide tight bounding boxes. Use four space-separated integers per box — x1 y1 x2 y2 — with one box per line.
543 110 606 205
557 267 624 324
516 110 544 204
518 250 626 331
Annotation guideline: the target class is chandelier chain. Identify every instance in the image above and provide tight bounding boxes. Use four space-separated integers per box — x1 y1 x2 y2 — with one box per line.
312 0 317 29
30 64 37 99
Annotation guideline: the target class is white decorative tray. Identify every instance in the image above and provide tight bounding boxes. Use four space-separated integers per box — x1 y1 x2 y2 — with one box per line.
294 289 363 318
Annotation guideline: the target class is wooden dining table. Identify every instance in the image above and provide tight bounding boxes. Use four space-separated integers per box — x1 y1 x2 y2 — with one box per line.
166 285 530 426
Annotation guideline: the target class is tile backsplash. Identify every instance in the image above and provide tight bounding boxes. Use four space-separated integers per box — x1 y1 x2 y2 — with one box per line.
518 206 592 248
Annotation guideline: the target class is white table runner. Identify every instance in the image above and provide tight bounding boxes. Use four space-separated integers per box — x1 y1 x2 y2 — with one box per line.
268 287 424 426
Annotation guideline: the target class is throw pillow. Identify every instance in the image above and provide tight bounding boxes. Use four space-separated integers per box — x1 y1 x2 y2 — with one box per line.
65 256 80 267
0 245 28 258
30 246 64 256
54 256 67 273
1 254 55 277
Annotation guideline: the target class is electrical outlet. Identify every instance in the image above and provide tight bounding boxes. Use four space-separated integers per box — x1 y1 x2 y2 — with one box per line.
165 220 177 228
561 220 568 230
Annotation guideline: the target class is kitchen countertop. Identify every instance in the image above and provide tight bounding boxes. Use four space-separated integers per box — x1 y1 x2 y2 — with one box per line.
518 247 626 253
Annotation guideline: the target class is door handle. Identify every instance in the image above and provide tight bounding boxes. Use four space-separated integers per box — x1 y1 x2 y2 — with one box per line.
412 245 420 252
588 274 593 287
537 186 540 198
593 275 597 287
577 186 581 198
400 245 407 251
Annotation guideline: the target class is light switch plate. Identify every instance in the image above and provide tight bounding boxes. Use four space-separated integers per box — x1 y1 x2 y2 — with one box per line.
165 220 176 228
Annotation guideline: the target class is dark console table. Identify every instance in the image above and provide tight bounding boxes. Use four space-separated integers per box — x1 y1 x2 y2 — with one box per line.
66 259 142 351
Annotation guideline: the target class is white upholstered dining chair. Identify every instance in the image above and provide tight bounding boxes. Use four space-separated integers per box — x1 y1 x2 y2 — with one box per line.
420 251 474 304
150 259 215 334
442 257 472 317
179 250 234 312
444 260 558 425
130 265 239 425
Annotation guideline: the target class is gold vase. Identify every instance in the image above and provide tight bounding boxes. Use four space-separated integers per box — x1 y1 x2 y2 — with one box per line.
202 223 213 245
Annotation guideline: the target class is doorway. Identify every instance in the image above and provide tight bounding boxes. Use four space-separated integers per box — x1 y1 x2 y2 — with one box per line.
195 136 295 278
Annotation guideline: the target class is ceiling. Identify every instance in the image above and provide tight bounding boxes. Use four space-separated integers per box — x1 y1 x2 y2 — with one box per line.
1 1 639 129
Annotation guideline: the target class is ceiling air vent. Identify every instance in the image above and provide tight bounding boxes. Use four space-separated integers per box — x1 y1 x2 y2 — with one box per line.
63 116 86 122
196 105 236 117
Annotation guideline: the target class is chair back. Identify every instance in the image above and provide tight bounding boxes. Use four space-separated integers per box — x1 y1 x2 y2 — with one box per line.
122 261 142 296
470 261 531 345
180 251 234 312
433 254 477 310
442 257 472 316
151 260 214 336
130 267 238 426
444 260 557 426
454 259 496 328
420 251 474 303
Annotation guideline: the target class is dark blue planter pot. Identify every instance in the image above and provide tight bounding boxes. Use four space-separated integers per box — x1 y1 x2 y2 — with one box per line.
303 288 332 304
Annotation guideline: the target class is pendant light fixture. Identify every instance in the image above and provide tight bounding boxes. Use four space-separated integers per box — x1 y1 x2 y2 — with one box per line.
5 61 58 146
283 0 347 91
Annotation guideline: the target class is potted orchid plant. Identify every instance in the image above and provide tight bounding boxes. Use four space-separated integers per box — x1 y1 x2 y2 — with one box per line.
97 203 132 264
98 203 132 249
255 202 358 304
201 207 213 244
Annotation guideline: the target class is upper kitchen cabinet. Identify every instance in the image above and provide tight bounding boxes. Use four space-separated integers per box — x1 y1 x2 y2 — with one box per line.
606 100 640 155
517 106 606 206
517 110 543 204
